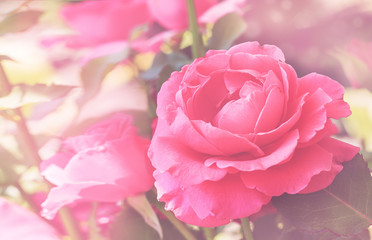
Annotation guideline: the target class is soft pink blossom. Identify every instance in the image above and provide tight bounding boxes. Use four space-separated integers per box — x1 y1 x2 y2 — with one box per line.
58 0 152 48
149 41 359 227
147 0 218 30
0 197 60 240
41 114 154 219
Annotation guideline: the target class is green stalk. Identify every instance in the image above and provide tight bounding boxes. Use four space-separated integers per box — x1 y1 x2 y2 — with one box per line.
241 217 254 240
148 190 197 240
186 0 204 59
202 227 214 240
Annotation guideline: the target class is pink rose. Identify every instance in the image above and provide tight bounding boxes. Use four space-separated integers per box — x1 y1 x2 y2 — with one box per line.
41 114 154 219
148 41 359 227
0 197 60 240
59 0 152 48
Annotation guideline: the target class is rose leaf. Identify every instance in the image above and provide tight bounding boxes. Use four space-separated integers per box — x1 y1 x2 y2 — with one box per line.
78 49 129 105
127 194 163 239
272 154 372 237
0 10 42 36
208 12 247 50
0 84 74 109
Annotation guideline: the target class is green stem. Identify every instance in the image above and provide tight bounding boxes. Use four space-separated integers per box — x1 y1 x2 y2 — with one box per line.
202 227 214 240
148 190 197 240
13 181 39 213
59 207 83 240
241 217 254 240
0 61 12 97
13 110 83 240
186 0 204 59
14 108 42 166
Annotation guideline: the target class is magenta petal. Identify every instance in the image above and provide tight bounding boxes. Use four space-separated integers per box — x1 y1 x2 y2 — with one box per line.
230 53 281 75
215 91 266 133
298 73 345 100
0 198 60 239
241 144 334 196
190 71 229 121
296 88 332 143
227 41 285 61
299 162 343 194
155 172 270 227
192 120 264 156
299 137 359 193
196 53 230 76
325 99 351 119
169 109 226 155
149 135 227 186
255 72 285 132
252 93 307 146
318 137 360 163
205 130 299 171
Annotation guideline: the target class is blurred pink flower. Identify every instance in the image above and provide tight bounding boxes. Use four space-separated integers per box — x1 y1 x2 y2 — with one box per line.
0 197 60 240
41 114 154 219
147 0 246 30
57 0 152 48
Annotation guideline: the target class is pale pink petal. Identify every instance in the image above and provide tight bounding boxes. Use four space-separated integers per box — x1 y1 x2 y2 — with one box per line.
0 198 60 239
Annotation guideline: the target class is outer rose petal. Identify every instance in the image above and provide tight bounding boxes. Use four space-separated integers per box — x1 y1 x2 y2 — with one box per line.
227 41 285 61
241 144 334 196
149 121 227 186
155 172 270 227
299 137 359 193
0 198 60 240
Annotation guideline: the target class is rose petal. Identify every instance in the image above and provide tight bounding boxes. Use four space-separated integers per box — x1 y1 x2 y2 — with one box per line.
296 88 333 143
298 73 345 100
215 90 266 133
227 41 285 61
205 130 299 171
192 119 264 156
155 172 270 227
241 144 334 196
0 198 60 239
149 133 227 186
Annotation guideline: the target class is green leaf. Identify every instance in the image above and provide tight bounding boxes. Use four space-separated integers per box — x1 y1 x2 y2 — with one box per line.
109 205 160 240
140 52 190 91
0 84 74 109
78 49 129 105
272 154 372 237
127 194 163 239
0 10 42 36
207 12 247 50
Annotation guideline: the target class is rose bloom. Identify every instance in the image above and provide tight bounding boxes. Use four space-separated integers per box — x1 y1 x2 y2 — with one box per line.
0 197 60 240
59 0 152 48
148 41 359 227
41 114 154 219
